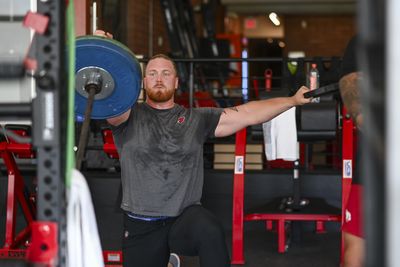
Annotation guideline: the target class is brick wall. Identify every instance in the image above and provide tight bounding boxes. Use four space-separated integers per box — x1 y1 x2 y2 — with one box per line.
109 3 356 59
284 15 356 57
124 0 170 57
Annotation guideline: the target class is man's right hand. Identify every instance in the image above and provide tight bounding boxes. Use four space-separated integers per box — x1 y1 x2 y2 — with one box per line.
94 29 113 39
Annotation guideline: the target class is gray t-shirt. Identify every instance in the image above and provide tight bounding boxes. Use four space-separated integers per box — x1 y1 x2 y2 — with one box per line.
111 102 223 217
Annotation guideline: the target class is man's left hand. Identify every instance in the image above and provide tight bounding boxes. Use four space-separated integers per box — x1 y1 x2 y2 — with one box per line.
293 86 312 106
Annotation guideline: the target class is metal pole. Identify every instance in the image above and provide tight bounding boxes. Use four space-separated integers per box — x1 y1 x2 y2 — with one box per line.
189 62 194 108
358 0 386 265
75 85 96 170
386 0 400 266
148 0 154 57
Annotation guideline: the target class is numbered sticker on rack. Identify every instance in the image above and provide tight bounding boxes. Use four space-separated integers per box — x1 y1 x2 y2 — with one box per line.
343 159 352 179
234 156 244 174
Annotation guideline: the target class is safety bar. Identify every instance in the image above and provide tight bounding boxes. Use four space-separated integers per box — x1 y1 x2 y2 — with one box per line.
0 103 32 120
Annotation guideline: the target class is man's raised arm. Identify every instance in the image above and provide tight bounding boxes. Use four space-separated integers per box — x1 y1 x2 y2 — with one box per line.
106 109 131 126
215 86 311 137
92 30 132 126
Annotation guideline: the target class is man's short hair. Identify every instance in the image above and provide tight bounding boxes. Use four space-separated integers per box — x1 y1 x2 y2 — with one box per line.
146 54 178 75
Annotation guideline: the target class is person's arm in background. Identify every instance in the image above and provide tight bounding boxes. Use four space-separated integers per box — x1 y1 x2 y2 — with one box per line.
93 30 132 126
339 35 363 129
339 72 363 128
215 86 311 137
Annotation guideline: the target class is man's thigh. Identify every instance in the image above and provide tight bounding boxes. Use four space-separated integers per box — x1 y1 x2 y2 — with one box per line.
122 214 172 267
168 205 225 255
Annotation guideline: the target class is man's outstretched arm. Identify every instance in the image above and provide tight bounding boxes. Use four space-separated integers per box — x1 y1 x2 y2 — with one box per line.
215 86 311 137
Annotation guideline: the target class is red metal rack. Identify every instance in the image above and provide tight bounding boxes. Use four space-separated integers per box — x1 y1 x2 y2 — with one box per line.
231 110 355 264
102 129 119 159
0 127 36 260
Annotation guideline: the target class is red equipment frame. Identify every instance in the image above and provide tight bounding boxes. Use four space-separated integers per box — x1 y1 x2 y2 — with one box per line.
340 109 355 260
231 109 354 264
216 33 242 88
0 129 36 260
102 128 119 159
0 127 122 264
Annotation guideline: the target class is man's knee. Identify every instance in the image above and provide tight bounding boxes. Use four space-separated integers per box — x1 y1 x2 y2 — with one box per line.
198 219 225 243
184 207 226 244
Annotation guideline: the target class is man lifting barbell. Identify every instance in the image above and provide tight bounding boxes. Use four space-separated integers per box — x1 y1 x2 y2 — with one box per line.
75 30 312 267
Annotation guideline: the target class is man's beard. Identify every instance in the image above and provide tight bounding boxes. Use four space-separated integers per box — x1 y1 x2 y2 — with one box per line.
146 85 175 102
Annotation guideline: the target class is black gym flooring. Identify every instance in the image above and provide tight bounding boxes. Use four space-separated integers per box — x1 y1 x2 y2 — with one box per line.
0 169 341 266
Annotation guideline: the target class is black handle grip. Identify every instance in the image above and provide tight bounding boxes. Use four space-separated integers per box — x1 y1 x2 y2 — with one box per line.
303 83 339 98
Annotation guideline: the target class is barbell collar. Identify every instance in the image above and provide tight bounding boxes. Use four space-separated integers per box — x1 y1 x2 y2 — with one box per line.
76 66 114 100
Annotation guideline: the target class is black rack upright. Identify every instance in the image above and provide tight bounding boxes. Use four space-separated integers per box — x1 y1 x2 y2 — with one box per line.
31 0 67 265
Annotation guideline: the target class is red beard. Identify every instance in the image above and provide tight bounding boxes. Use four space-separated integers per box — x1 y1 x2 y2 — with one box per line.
146 85 175 102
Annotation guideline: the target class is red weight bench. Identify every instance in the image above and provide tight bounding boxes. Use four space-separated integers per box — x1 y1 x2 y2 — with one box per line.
0 124 36 260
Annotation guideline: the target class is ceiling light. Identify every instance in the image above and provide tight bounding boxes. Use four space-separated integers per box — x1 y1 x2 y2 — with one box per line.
268 12 280 26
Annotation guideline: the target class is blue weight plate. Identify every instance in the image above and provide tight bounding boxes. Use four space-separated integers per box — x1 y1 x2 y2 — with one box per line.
75 36 142 119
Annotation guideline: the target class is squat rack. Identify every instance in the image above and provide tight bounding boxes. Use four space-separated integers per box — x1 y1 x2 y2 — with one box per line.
0 0 67 265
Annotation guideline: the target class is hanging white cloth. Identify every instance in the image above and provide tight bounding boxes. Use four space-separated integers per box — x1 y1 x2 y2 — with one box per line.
263 107 299 161
67 169 104 267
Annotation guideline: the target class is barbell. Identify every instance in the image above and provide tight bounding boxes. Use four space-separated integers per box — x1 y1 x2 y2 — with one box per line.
74 36 142 169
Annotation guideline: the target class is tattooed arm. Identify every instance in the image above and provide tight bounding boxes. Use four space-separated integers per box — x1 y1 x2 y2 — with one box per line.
339 72 363 128
214 86 311 137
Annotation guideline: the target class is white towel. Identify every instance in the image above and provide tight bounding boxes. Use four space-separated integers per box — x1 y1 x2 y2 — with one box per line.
67 169 104 267
263 107 299 161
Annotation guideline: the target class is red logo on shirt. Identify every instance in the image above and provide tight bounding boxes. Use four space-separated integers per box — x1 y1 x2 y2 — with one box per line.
177 116 185 124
